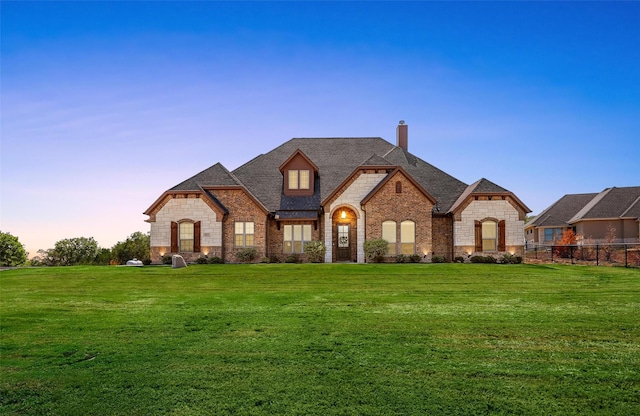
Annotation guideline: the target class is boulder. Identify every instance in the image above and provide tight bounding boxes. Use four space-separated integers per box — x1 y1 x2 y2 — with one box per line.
126 258 143 267
172 255 187 269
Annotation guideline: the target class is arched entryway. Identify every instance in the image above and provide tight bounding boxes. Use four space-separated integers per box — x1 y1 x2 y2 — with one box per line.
332 207 357 262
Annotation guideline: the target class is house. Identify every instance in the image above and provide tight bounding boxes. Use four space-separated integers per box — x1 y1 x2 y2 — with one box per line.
525 186 640 246
144 122 531 263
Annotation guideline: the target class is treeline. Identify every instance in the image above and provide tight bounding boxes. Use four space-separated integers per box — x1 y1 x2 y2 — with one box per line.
0 231 150 267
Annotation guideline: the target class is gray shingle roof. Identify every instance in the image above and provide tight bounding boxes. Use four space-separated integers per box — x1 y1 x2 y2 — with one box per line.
569 186 640 222
529 193 599 228
165 137 520 215
382 147 468 212
232 138 398 211
170 162 241 190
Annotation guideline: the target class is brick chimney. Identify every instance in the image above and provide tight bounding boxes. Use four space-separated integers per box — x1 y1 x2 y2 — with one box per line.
396 120 408 151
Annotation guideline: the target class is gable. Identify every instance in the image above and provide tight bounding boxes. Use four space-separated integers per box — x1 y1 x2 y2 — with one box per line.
361 167 436 206
279 149 318 197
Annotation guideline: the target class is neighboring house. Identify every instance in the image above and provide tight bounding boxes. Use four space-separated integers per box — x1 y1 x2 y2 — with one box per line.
144 122 530 263
525 186 640 246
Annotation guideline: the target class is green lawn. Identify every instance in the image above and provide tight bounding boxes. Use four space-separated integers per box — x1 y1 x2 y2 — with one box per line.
1 264 639 415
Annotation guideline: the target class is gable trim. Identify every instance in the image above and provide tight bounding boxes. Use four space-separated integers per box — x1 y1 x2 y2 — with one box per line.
320 166 394 207
361 167 437 206
278 149 319 173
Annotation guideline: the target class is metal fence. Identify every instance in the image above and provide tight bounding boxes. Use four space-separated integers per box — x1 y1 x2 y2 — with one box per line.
525 243 640 268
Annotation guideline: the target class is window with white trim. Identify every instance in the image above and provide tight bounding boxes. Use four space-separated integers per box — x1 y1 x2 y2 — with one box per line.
235 222 254 247
382 220 397 255
179 222 194 252
482 221 497 251
288 170 310 190
400 220 415 254
284 224 312 253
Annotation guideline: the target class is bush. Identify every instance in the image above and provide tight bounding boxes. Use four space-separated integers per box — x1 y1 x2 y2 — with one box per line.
196 256 209 264
470 255 497 264
397 254 422 263
501 254 523 264
304 240 327 263
162 255 173 265
235 247 257 263
208 256 224 264
142 259 152 266
408 254 422 263
284 254 300 263
431 255 447 263
454 256 465 263
363 238 389 263
269 254 281 263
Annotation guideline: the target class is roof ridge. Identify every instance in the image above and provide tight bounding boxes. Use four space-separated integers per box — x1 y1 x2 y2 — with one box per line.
620 193 640 218
568 187 612 223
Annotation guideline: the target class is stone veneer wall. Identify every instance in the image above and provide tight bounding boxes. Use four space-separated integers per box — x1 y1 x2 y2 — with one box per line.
454 199 525 258
208 189 268 263
324 171 388 263
362 173 433 261
150 196 221 263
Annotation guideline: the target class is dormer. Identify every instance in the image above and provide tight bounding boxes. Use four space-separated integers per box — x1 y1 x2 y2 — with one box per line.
279 149 319 197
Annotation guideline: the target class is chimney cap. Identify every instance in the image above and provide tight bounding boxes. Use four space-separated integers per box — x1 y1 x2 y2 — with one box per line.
398 120 405 125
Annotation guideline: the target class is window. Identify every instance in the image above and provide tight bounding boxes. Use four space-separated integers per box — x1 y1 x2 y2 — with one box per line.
544 228 563 242
235 222 254 247
382 220 396 255
395 181 402 193
400 220 415 254
179 222 194 252
284 224 312 253
288 170 310 190
482 221 497 251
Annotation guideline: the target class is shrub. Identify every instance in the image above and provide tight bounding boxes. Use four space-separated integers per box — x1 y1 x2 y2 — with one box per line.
470 255 497 264
196 256 209 264
162 255 173 265
501 254 523 264
431 255 447 263
454 256 465 263
235 247 257 263
304 240 327 263
142 259 152 266
208 256 224 264
363 238 389 263
269 254 281 263
284 254 300 263
395 254 407 263
408 254 422 263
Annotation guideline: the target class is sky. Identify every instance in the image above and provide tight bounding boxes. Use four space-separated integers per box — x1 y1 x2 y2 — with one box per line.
2 1 639 257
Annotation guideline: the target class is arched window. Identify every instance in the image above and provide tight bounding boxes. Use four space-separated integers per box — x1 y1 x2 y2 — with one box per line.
400 220 415 254
482 221 497 251
382 220 396 255
179 221 195 252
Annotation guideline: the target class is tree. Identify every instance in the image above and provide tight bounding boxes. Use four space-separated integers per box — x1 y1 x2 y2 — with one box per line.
554 229 577 258
48 237 100 266
111 232 150 264
602 224 617 262
0 231 28 266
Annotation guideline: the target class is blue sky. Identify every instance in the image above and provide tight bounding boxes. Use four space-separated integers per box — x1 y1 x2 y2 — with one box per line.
2 1 639 256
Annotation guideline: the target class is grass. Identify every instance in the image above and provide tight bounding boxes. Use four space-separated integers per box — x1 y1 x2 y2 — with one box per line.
1 264 639 415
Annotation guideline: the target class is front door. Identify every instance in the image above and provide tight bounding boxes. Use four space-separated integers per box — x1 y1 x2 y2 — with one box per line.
337 224 350 261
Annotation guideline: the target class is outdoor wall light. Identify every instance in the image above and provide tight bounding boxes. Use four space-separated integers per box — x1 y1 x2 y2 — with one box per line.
341 210 346 219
